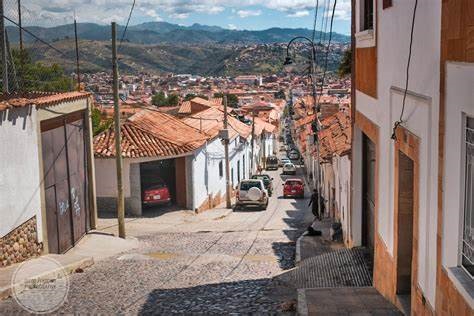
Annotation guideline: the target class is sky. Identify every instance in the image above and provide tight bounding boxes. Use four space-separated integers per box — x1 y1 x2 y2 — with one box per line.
15 0 351 35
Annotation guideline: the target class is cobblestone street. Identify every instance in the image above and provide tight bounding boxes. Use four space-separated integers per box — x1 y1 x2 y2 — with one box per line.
0 167 314 314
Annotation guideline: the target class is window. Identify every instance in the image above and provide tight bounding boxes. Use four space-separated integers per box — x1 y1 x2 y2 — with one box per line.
462 117 474 277
361 0 374 31
219 161 223 178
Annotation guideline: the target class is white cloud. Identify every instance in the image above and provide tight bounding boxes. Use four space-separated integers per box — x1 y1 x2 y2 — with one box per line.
237 9 262 18
228 24 238 30
142 8 163 22
287 10 310 18
170 13 189 19
13 0 351 26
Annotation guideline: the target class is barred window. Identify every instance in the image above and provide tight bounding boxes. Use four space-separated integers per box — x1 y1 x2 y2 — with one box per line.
462 116 474 277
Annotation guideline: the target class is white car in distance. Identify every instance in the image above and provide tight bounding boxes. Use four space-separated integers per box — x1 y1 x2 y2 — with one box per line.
282 163 297 175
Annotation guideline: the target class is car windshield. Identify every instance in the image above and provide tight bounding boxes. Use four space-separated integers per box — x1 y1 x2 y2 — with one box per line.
240 181 262 190
267 157 278 163
285 180 302 186
252 175 270 183
284 164 294 167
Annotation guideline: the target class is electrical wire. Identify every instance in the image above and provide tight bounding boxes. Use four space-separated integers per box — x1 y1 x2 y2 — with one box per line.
311 0 320 43
391 0 418 140
1 14 66 56
119 0 136 49
317 0 337 106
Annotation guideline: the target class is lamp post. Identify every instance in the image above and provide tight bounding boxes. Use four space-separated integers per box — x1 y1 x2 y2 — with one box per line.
284 36 324 219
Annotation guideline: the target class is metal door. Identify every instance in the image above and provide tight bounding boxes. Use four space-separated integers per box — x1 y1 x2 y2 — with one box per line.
41 111 89 254
66 116 88 243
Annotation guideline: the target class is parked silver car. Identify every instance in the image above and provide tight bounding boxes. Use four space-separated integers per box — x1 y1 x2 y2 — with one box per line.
235 179 269 210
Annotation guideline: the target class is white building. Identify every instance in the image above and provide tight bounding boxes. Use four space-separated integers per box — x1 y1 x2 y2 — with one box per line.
351 0 473 313
0 92 96 265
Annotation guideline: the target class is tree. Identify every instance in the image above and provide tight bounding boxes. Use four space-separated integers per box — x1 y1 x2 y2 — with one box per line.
91 107 113 136
167 94 179 106
214 92 239 108
184 93 208 101
152 91 179 107
2 49 74 93
274 89 286 99
338 49 352 77
152 91 168 106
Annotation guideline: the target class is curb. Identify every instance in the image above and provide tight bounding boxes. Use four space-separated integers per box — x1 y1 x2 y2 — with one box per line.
297 288 308 316
295 233 306 265
0 256 94 301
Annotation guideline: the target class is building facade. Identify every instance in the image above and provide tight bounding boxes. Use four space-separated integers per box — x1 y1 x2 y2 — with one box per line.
351 0 473 314
0 92 96 266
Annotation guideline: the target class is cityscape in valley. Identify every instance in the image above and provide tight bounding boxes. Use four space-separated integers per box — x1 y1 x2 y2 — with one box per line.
0 0 473 315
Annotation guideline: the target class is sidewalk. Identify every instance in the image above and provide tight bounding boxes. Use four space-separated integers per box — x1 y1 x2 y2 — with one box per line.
0 233 139 301
290 218 400 315
96 204 235 237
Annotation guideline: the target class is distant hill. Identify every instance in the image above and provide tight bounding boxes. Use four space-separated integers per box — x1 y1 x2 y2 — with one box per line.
25 39 346 77
6 22 350 45
7 22 349 76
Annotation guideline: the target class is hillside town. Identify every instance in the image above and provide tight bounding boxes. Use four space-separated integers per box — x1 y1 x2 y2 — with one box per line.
0 0 473 315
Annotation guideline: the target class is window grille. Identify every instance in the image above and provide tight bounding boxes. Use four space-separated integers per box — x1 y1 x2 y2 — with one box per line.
462 117 474 277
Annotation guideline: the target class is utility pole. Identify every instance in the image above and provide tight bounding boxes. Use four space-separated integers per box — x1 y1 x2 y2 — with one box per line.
18 0 23 51
112 22 125 238
223 95 232 209
250 110 256 174
74 18 81 91
0 0 8 94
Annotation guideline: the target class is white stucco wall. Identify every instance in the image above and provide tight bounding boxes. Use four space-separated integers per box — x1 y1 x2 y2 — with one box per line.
192 136 250 210
442 62 474 269
354 0 441 306
0 107 43 241
333 155 351 243
95 158 132 198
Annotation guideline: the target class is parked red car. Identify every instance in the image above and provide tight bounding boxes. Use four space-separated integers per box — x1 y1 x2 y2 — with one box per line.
143 180 171 206
283 179 305 198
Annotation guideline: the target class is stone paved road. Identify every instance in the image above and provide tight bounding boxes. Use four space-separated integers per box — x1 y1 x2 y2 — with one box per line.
0 166 313 315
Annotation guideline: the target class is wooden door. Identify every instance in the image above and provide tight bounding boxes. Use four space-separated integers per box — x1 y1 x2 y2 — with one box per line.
362 134 376 256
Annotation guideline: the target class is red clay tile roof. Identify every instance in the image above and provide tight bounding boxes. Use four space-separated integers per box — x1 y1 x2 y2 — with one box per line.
94 109 208 158
181 107 252 140
317 111 352 161
253 117 276 135
0 91 90 112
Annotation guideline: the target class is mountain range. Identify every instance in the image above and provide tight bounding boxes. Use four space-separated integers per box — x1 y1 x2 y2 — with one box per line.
7 22 350 46
8 22 349 76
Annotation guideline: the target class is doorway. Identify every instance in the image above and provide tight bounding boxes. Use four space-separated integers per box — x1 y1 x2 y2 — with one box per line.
362 134 376 261
396 151 415 309
41 111 90 254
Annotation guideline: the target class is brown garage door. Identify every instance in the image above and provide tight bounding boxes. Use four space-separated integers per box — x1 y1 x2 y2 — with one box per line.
41 111 89 254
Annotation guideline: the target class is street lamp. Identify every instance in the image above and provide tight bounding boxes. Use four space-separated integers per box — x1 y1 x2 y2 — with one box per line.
284 36 324 219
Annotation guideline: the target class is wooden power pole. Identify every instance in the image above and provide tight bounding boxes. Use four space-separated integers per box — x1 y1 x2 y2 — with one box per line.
0 0 8 94
112 22 125 238
223 95 232 209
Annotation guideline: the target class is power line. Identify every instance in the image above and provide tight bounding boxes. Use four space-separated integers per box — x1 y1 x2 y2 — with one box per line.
392 0 418 140
1 14 66 56
317 0 337 106
311 0 320 42
119 0 136 49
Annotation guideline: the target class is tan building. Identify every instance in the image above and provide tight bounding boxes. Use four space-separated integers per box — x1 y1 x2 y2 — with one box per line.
351 0 473 314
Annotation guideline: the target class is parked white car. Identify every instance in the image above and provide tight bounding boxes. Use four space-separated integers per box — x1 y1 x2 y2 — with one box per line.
288 150 300 160
235 179 269 210
282 163 297 175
